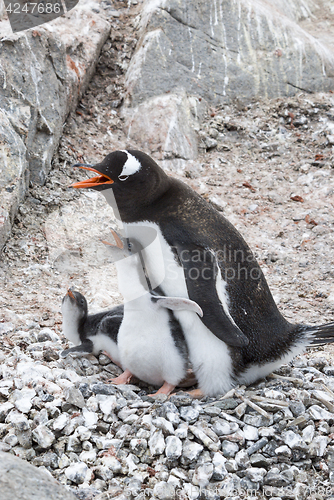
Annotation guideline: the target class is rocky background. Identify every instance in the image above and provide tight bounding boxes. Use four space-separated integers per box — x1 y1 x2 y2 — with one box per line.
0 0 334 499
0 0 111 249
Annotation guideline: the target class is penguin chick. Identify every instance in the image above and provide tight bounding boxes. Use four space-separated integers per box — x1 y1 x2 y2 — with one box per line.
61 288 122 366
105 230 202 396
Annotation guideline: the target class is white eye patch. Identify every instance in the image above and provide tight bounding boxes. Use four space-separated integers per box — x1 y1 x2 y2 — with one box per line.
120 151 142 178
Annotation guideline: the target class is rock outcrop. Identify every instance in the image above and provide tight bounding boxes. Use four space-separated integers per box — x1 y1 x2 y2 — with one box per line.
2 0 334 249
0 1 110 249
125 0 334 106
0 450 77 500
122 0 334 165
122 90 205 162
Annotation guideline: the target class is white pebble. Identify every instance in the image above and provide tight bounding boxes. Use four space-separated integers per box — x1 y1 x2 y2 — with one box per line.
65 462 89 484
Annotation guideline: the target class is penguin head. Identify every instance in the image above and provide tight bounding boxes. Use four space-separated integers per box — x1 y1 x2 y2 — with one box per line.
61 289 88 320
70 150 170 216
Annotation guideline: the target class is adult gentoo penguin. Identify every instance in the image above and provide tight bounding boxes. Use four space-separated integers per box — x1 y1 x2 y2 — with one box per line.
104 229 202 395
70 150 334 397
61 288 123 365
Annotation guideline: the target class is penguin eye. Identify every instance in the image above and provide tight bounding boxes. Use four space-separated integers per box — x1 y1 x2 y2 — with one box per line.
80 299 84 305
118 175 129 182
127 242 133 252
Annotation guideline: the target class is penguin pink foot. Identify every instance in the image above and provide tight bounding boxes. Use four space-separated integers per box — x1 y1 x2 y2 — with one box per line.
178 369 198 388
109 368 133 385
148 382 176 397
186 388 205 399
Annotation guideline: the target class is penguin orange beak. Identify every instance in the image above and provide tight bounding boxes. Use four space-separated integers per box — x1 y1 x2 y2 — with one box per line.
67 289 75 300
70 164 114 188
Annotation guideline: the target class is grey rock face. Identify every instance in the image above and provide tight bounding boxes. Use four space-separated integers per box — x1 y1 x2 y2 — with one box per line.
0 1 110 250
0 450 77 500
120 0 334 167
125 0 334 108
122 91 201 162
0 116 29 250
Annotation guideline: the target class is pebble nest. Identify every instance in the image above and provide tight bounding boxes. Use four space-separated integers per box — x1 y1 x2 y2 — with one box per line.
1 346 334 500
1 2 334 499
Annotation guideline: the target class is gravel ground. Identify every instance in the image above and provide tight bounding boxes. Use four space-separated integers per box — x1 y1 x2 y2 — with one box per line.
1 2 334 499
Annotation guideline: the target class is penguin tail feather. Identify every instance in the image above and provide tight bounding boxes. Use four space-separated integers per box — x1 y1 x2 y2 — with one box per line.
303 322 334 346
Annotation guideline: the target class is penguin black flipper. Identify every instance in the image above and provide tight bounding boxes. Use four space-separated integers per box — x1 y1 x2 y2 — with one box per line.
61 339 94 358
174 242 249 347
97 310 124 343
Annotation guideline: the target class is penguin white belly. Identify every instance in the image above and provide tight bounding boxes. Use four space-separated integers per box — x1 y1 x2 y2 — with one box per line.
61 311 81 345
115 248 187 388
237 340 307 387
118 299 186 386
123 221 189 297
172 310 235 396
123 221 236 397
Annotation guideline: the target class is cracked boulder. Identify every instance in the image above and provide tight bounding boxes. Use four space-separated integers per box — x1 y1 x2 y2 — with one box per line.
0 111 29 250
124 0 334 106
123 90 205 163
0 0 110 249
